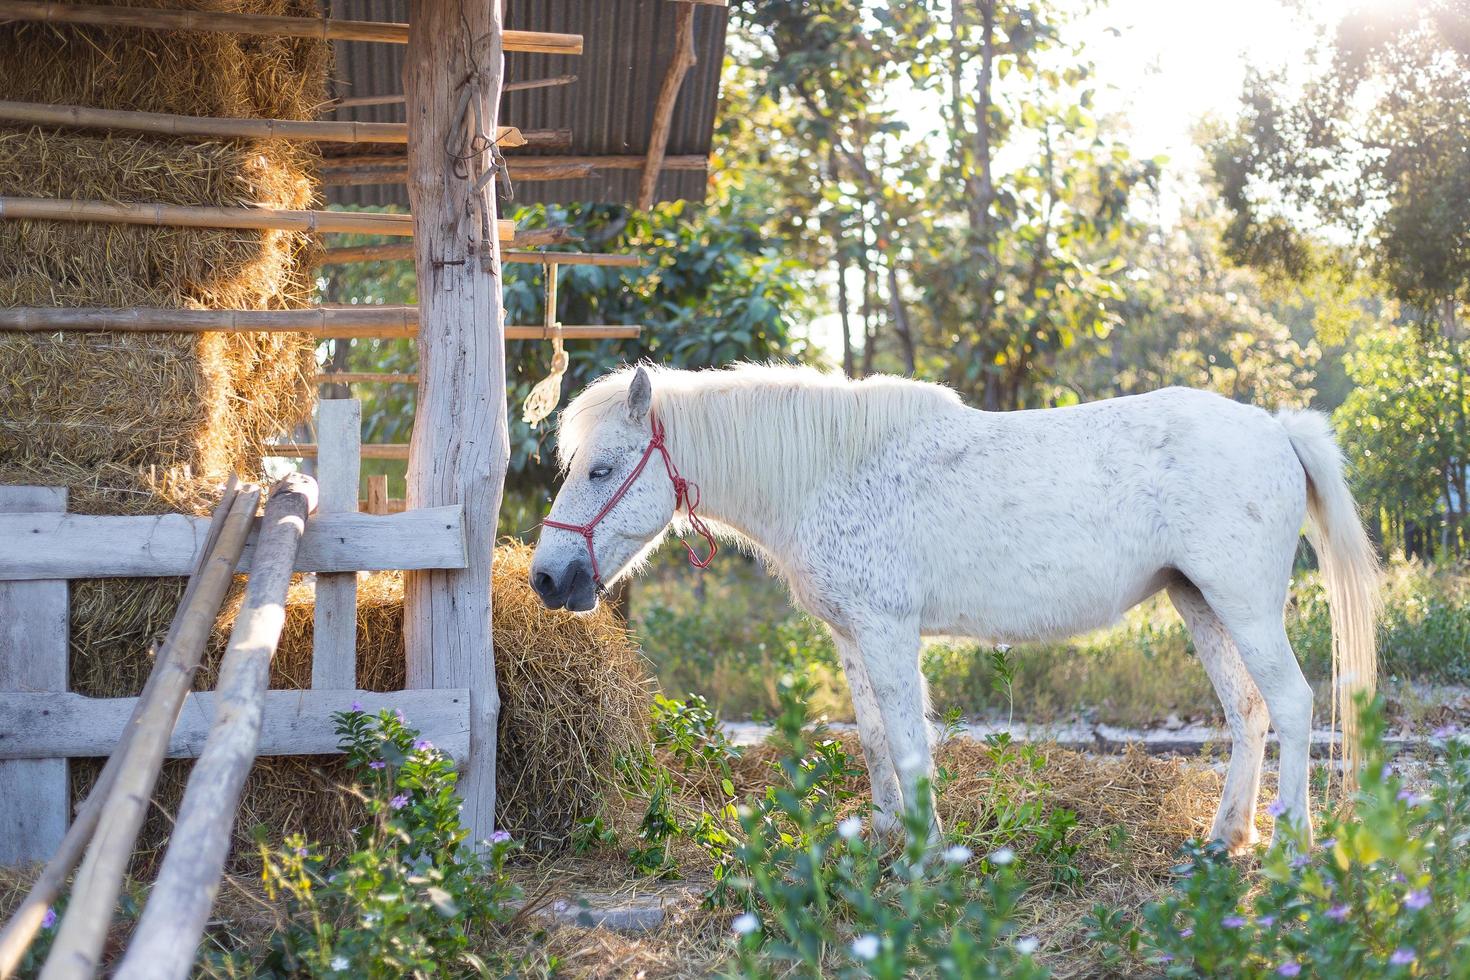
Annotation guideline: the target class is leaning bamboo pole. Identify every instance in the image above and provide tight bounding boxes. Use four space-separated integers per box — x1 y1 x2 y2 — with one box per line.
0 0 582 53
0 100 525 146
114 476 318 980
0 306 641 340
0 196 514 239
33 481 260 980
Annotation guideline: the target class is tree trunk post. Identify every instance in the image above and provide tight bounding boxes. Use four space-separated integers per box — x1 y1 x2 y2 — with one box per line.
401 0 508 844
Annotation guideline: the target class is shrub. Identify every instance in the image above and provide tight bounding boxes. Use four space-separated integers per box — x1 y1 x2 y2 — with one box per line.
1089 700 1470 977
214 709 523 978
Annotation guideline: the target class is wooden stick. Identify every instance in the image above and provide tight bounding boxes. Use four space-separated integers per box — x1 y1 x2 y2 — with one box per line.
316 371 418 384
322 160 595 186
35 481 260 980
114 476 318 980
271 443 410 460
640 3 699 210
0 1 583 53
0 196 515 240
0 306 640 339
365 475 390 516
0 99 523 146
317 244 641 267
334 73 577 108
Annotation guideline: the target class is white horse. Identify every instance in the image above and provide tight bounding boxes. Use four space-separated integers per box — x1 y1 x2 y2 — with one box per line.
530 364 1379 850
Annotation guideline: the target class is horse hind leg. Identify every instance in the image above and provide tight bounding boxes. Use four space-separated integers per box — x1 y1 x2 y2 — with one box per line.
833 632 905 837
1168 581 1270 853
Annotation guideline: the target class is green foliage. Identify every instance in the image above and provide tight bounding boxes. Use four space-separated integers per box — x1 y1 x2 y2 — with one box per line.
215 709 523 978
720 675 1046 978
1336 324 1470 558
1090 700 1470 977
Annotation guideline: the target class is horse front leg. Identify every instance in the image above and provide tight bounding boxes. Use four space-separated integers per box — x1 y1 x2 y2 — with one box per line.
853 618 936 840
832 631 904 837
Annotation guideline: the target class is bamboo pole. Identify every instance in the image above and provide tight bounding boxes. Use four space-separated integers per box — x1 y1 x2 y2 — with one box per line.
334 73 577 109
270 443 409 460
0 99 523 146
0 196 514 239
0 306 641 339
321 160 595 186
317 244 641 267
640 3 700 210
114 476 318 980
316 371 418 384
0 1 582 53
34 481 260 980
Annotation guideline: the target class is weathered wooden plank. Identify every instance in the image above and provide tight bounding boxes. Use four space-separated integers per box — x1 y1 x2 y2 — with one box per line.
0 487 68 868
0 505 466 579
313 400 361 690
0 689 470 762
402 0 505 846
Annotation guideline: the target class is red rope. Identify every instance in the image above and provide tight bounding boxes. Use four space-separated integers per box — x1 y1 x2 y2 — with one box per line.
542 413 717 586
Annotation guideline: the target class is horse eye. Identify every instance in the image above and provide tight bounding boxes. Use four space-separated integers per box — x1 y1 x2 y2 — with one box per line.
589 465 613 480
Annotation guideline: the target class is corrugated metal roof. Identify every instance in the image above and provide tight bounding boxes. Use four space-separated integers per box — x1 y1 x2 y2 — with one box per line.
324 0 728 209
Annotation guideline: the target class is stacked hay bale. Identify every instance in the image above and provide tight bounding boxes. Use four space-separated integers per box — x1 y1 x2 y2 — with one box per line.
0 0 326 859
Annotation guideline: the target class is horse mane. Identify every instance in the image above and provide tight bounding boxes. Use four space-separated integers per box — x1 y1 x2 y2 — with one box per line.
556 363 962 512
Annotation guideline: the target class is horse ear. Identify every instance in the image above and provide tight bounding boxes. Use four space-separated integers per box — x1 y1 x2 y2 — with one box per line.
627 366 652 424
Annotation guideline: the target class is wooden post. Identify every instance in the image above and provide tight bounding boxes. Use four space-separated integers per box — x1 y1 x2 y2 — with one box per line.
638 2 699 210
0 487 68 868
312 400 360 690
401 0 508 845
115 476 318 980
366 474 390 515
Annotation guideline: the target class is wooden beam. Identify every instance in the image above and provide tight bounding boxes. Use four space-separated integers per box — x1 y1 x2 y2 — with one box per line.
0 100 523 146
0 307 637 339
0 487 68 869
0 196 513 240
640 2 700 210
0 506 468 579
322 161 596 186
334 74 577 109
115 476 318 980
317 244 642 267
273 443 410 460
0 1 583 53
0 689 471 763
312 400 360 691
402 0 505 848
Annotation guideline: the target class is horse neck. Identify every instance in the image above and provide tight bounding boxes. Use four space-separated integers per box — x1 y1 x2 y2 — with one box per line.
657 392 814 556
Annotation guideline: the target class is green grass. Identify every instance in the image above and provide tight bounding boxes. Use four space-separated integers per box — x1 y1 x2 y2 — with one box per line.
630 555 1470 727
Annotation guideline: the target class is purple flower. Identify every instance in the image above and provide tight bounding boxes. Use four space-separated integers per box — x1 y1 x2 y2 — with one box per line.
1433 724 1458 739
1390 948 1416 966
1222 915 1247 929
1179 927 1193 939
1258 914 1276 927
1397 789 1427 807
1319 837 1336 850
296 845 308 857
40 907 56 930
490 829 511 844
350 700 363 712
1277 962 1301 977
395 709 406 724
413 739 434 752
1290 853 1311 869
1381 764 1394 780
1326 904 1350 921
1405 889 1430 910
389 793 409 810
1157 953 1174 964
368 760 386 770
1267 798 1287 818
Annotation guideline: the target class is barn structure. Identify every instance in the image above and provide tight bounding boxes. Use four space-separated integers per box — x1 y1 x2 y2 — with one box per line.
0 0 730 974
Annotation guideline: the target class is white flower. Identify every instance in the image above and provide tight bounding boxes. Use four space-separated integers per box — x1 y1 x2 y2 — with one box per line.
989 846 1016 866
330 955 349 971
851 935 880 960
732 912 760 935
838 816 863 840
361 911 380 925
942 845 973 863
1016 936 1039 956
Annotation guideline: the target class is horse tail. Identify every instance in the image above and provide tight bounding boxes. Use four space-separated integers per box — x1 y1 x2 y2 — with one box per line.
1277 408 1381 791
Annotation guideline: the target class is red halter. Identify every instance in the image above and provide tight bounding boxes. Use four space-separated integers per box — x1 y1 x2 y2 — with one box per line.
542 413 718 587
